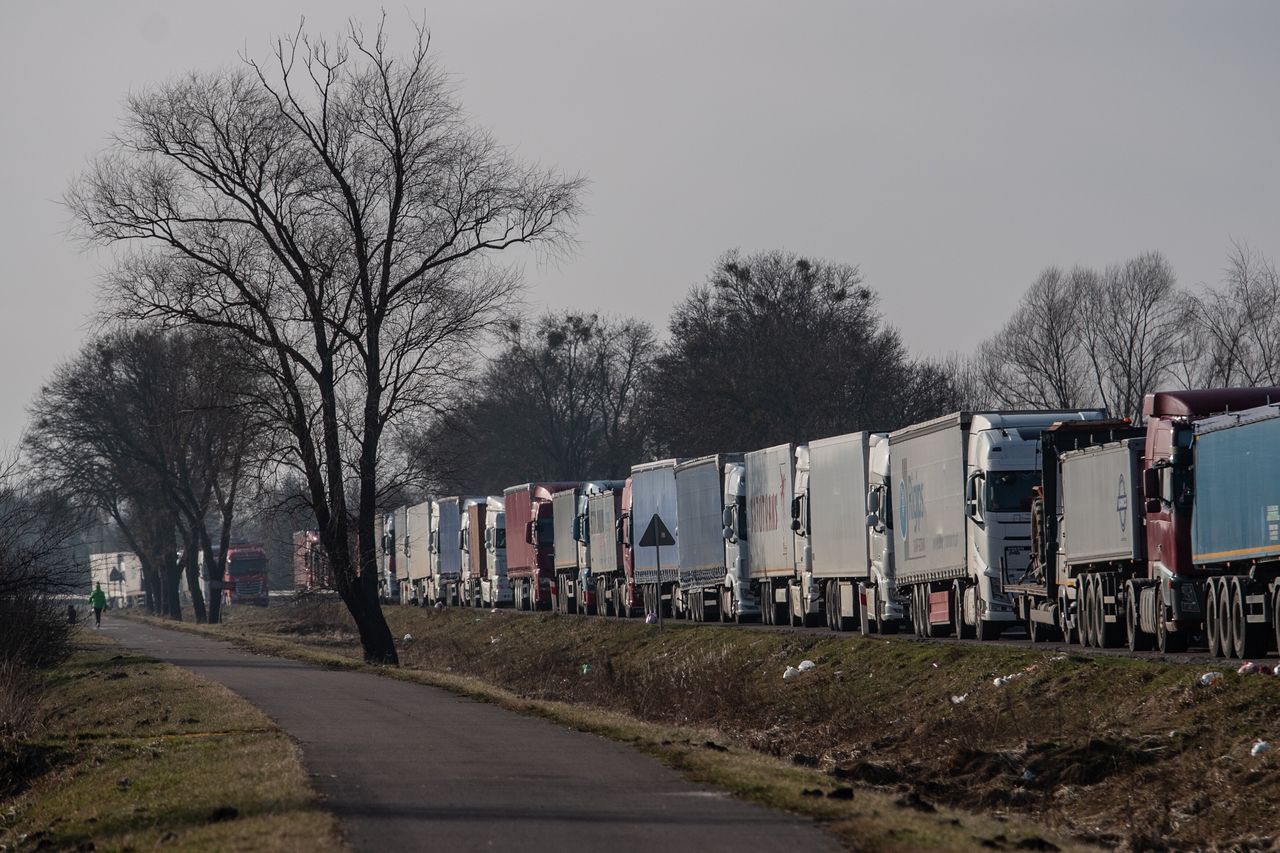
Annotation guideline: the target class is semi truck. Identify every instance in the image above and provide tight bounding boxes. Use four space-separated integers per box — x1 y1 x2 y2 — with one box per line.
89 552 145 609
292 529 331 592
717 460 757 621
890 410 1105 641
672 454 744 622
586 485 628 616
630 459 683 617
461 496 511 608
224 543 269 607
745 443 797 625
427 496 485 606
790 431 904 632
379 508 402 604
551 481 625 615
504 482 583 611
1010 388 1280 654
404 500 432 605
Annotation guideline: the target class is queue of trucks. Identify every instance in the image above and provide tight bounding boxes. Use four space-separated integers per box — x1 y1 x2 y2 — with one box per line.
359 386 1280 660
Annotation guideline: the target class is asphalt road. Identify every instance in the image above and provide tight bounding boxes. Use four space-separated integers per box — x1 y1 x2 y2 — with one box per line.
106 620 839 853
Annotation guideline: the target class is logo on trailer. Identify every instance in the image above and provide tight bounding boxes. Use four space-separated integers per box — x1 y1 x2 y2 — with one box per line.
1116 475 1128 531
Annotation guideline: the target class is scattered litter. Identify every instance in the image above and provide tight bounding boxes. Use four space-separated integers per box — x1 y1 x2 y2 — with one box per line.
1198 671 1223 687
645 612 659 625
1251 740 1272 757
489 636 499 644
1020 768 1036 782
931 662 940 668
993 672 1023 687
1238 661 1258 675
490 608 498 613
580 664 593 675
402 633 413 642
950 693 968 705
798 659 816 672
783 666 800 680
1048 654 1066 662
434 601 444 609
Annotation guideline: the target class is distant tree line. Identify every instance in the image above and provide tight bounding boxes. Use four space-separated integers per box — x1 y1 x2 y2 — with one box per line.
967 243 1280 420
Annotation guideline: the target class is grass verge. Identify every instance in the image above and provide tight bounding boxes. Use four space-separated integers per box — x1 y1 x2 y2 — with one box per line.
0 630 343 853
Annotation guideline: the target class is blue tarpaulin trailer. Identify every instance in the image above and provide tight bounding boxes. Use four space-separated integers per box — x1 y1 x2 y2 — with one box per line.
1192 404 1280 566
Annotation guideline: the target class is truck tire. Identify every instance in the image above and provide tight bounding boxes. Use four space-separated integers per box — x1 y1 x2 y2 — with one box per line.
953 582 975 640
1218 580 1236 658
976 619 1002 641
1058 591 1078 646
1205 580 1223 657
1126 585 1154 652
1231 577 1265 659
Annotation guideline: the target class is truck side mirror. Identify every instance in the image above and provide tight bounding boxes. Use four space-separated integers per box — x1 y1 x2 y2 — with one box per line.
721 506 734 528
866 512 878 529
459 530 467 551
965 473 984 522
525 520 536 545
866 489 880 515
790 495 801 521
723 525 735 543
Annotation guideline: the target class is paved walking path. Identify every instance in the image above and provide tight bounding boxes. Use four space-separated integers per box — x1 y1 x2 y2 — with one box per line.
106 620 839 853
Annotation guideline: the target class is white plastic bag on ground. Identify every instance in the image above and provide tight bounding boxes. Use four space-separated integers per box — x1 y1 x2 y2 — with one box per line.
783 666 800 680
402 633 413 642
1251 740 1272 757
1238 661 1258 675
798 660 816 672
1198 671 1223 686
950 693 968 705
644 612 658 625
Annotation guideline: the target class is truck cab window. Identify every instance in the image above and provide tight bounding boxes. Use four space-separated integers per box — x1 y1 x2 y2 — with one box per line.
985 471 1039 513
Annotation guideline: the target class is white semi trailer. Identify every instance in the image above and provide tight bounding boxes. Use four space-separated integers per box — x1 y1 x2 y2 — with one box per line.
890 410 1105 640
428 496 485 606
744 443 798 625
404 500 432 605
791 431 903 631
552 481 625 615
718 461 757 621
631 459 683 617
861 433 903 633
672 454 743 621
89 552 145 609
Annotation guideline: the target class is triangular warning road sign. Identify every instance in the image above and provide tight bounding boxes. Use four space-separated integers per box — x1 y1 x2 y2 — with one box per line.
638 513 675 548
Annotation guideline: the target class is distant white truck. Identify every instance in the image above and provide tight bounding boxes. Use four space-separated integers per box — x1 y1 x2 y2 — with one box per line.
861 434 903 633
791 432 903 632
672 454 744 622
744 443 798 625
404 500 432 605
89 552 145 608
551 481 625 614
890 410 1105 640
429 496 485 606
461 496 510 607
630 459 683 617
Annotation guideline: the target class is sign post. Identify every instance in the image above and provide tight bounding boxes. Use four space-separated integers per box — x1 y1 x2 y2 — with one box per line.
638 512 675 628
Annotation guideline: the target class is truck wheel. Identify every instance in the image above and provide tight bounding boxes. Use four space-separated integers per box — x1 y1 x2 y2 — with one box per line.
1058 592 1078 645
1027 615 1044 643
1231 577 1265 659
1126 587 1154 652
953 582 975 640
1205 580 1223 657
1218 581 1236 658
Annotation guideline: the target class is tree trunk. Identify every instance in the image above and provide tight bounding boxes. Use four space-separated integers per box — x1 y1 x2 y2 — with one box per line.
327 530 398 665
162 554 184 620
184 539 207 622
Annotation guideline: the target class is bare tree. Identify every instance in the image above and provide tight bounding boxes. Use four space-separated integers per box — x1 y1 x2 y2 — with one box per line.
1186 242 1280 387
67 19 582 661
1079 252 1190 420
977 266 1094 409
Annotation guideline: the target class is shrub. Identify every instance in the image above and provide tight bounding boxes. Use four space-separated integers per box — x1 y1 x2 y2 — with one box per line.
0 595 74 670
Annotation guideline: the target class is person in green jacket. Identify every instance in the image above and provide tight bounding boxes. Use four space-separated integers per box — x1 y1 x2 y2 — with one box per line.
89 583 107 627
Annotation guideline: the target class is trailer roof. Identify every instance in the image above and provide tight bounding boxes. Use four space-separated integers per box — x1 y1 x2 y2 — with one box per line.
1142 387 1280 419
1195 402 1280 435
675 453 743 472
630 458 685 474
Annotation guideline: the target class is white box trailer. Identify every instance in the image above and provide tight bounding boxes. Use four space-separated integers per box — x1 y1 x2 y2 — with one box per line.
89 551 145 609
391 505 410 604
890 409 1106 640
631 459 682 616
429 497 484 605
1060 439 1145 566
745 443 796 625
404 500 433 604
673 454 742 621
793 431 877 630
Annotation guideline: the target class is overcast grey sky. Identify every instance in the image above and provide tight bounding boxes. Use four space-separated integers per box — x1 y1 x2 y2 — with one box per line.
2 1 1279 450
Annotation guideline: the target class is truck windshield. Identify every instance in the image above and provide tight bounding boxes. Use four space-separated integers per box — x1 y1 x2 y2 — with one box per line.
494 528 506 549
985 471 1039 513
228 557 266 576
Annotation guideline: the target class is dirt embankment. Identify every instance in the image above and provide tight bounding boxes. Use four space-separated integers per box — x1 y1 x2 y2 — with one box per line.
226 599 1280 850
